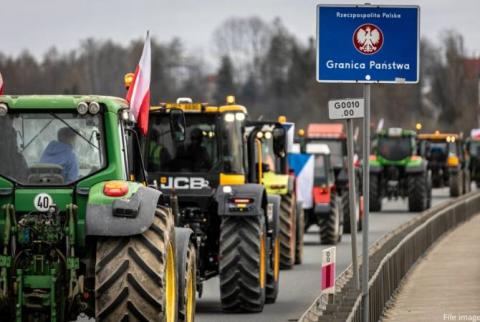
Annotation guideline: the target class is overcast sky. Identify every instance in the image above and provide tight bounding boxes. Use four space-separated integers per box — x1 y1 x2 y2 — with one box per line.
2 0 479 65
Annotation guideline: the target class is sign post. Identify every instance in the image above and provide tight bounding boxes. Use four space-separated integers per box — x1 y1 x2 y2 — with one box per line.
321 247 336 298
328 98 363 290
317 4 420 321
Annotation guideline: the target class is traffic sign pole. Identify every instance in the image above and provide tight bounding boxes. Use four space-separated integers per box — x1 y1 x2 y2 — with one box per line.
362 84 371 322
346 118 360 290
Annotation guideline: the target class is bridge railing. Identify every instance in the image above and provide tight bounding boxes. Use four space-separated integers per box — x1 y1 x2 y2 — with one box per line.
299 192 480 322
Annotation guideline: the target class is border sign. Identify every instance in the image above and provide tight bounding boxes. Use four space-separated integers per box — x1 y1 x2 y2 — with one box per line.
328 98 364 120
317 4 420 83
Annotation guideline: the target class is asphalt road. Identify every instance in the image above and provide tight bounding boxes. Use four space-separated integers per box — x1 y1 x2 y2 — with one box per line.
195 187 453 322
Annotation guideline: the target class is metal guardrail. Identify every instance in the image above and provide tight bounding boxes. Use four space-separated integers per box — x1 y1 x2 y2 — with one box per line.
299 192 480 322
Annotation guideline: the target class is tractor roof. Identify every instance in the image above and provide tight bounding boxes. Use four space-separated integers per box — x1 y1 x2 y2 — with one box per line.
377 128 416 137
418 132 461 141
0 95 127 113
307 123 345 139
305 142 331 155
150 102 247 114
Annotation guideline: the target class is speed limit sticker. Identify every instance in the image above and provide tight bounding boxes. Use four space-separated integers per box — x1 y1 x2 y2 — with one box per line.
328 98 364 120
34 193 54 212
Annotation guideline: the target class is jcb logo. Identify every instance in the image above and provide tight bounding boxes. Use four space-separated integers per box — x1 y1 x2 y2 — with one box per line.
160 177 210 190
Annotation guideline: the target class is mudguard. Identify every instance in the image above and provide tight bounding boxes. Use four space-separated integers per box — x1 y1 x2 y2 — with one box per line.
86 185 161 236
267 194 281 237
369 159 383 173
405 160 428 174
215 183 266 216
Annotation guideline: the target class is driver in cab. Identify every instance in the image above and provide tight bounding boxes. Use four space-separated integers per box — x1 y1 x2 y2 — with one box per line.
40 127 79 182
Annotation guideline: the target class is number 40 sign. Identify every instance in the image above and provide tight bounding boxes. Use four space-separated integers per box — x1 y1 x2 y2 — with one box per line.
328 98 364 120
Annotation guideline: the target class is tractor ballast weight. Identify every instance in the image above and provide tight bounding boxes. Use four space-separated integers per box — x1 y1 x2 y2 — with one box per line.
0 95 179 321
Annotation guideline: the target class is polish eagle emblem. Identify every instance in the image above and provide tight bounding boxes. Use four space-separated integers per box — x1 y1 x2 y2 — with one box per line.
353 24 383 55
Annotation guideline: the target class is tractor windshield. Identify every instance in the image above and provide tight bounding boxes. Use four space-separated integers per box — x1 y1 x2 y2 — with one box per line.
0 112 106 185
419 140 448 162
313 155 328 185
469 141 480 156
261 134 277 173
311 139 344 168
147 112 246 174
378 137 412 161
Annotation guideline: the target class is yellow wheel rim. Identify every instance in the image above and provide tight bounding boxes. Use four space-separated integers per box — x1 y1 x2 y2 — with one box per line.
274 237 280 282
260 234 266 289
166 242 176 322
186 260 195 322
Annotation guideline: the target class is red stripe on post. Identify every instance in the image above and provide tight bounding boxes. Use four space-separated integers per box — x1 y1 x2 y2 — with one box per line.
321 263 335 290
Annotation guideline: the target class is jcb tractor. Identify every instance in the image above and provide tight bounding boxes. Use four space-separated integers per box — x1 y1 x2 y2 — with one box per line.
298 123 362 234
417 132 471 197
245 119 304 268
370 128 432 212
144 97 281 313
0 95 188 321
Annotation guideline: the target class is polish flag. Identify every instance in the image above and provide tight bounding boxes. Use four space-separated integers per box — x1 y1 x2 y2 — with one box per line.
0 73 4 95
126 32 151 136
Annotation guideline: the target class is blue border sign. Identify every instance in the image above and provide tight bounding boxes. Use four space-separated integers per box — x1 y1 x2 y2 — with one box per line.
317 5 420 83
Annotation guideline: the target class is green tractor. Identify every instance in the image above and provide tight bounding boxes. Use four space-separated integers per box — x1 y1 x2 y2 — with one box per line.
144 97 280 313
370 128 432 212
245 119 304 268
0 96 188 321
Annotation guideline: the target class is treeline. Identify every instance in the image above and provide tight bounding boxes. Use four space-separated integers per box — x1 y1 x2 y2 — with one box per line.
1 17 478 132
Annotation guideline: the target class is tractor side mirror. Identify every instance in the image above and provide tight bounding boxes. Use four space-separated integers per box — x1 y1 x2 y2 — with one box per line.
273 127 286 157
169 108 186 142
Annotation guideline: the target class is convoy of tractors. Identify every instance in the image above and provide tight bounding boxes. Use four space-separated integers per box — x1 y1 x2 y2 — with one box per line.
0 87 475 321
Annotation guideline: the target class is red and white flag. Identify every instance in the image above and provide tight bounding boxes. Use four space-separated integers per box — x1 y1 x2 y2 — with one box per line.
0 72 4 95
126 32 151 136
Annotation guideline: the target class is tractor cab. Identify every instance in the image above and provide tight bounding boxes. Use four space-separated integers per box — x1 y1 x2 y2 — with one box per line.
146 97 247 195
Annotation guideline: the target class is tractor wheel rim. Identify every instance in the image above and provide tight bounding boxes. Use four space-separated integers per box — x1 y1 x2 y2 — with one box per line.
166 242 176 322
260 234 266 289
186 261 195 322
274 237 280 282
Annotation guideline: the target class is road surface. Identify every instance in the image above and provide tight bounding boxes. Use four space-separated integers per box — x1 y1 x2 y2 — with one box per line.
196 188 452 322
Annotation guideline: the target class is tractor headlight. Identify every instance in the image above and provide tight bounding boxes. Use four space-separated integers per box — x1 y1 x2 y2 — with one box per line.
264 131 272 139
77 102 88 115
88 101 100 114
235 113 246 121
0 103 8 116
224 113 235 122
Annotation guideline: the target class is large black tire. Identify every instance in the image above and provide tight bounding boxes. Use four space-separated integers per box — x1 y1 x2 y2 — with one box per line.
294 201 304 265
319 194 342 245
176 228 196 322
266 195 280 304
265 236 280 304
219 216 267 312
95 206 177 322
463 170 471 194
449 172 462 197
427 171 433 209
408 173 428 212
369 174 382 212
343 191 361 234
279 194 296 269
